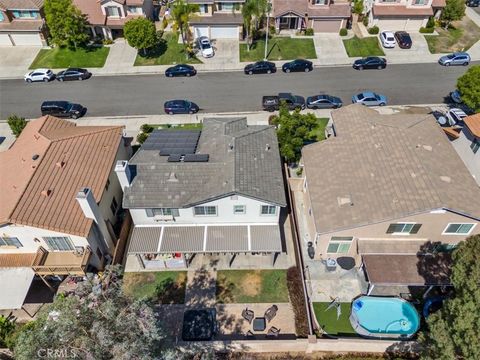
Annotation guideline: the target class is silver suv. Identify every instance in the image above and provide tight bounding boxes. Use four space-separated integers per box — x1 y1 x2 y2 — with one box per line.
438 52 470 66
24 68 55 83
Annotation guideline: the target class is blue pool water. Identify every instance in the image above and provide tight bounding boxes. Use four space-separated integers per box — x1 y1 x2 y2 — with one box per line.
351 296 420 337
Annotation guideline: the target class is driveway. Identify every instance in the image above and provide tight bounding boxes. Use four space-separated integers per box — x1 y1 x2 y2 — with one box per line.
0 46 40 79
313 34 350 66
381 33 440 64
197 39 240 71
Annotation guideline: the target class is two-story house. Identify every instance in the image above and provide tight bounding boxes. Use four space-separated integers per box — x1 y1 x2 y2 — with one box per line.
73 0 153 40
0 116 130 310
187 0 244 39
298 104 480 295
272 0 351 33
0 0 47 46
118 118 287 270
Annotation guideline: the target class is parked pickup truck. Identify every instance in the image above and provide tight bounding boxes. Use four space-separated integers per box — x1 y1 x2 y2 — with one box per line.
262 93 305 112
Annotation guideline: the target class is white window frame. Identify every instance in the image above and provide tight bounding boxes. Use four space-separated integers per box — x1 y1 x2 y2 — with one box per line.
43 236 75 251
146 208 180 217
0 237 23 248
105 6 121 17
326 236 353 254
442 223 476 235
127 6 143 14
260 205 277 216
390 222 417 235
233 205 246 215
193 206 218 216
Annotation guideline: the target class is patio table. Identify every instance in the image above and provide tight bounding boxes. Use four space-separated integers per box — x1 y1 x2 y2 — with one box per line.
252 317 266 332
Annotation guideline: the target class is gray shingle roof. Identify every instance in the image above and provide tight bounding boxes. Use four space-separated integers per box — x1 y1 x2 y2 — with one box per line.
124 118 286 208
302 104 480 234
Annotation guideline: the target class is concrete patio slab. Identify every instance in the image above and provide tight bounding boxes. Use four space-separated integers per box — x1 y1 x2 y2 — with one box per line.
313 34 351 66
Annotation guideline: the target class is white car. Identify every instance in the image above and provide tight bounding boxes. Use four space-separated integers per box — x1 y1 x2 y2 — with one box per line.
380 31 396 48
24 68 55 83
446 108 467 125
197 36 214 58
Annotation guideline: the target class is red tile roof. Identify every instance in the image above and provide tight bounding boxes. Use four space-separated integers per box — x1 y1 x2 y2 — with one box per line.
373 4 433 16
73 0 106 25
464 113 480 138
273 0 351 18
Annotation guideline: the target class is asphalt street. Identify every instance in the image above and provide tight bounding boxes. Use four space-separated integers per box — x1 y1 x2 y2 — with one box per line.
0 62 475 119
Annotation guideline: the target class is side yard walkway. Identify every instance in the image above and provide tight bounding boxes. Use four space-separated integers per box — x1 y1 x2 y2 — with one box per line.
184 267 217 308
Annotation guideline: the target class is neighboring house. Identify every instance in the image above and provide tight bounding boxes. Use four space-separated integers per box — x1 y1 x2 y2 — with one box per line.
299 105 480 295
0 116 130 310
73 0 153 40
118 118 287 270
364 0 445 31
272 0 351 33
187 0 244 39
0 0 47 46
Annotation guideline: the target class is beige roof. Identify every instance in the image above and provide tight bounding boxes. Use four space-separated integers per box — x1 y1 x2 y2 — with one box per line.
373 4 433 16
73 0 106 25
0 19 44 32
0 116 124 237
0 0 43 10
302 104 480 234
464 113 480 138
273 0 350 18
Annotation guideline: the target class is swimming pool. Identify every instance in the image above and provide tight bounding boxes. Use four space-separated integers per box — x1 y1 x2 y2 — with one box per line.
350 296 420 339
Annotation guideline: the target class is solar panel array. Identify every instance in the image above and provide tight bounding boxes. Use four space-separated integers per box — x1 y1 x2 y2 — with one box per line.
142 130 201 155
184 154 209 162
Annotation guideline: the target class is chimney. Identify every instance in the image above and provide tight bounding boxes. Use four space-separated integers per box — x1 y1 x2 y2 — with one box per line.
115 160 131 190
76 187 114 254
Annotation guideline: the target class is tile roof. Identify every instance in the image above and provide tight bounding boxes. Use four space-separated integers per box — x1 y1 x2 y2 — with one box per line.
373 4 433 16
273 0 351 18
431 0 446 7
0 0 44 10
0 116 124 237
0 253 36 268
0 19 44 32
464 113 480 138
106 14 143 26
73 0 106 25
302 104 480 234
124 118 286 208
189 13 244 25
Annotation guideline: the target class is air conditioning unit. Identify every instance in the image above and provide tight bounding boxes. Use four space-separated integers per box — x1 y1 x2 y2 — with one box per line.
154 215 174 222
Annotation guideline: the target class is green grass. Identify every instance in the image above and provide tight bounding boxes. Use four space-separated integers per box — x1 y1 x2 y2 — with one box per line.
134 33 202 66
240 37 316 62
310 117 329 141
123 271 187 304
313 302 357 337
425 18 480 53
343 36 384 57
216 270 289 303
29 46 110 69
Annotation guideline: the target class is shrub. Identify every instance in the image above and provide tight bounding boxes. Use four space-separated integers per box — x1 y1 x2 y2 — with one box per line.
367 26 379 34
339 28 348 36
0 314 15 348
420 26 435 33
140 124 154 133
102 38 114 45
362 16 369 26
7 114 27 138
304 28 314 36
286 266 309 337
426 16 435 28
136 132 149 144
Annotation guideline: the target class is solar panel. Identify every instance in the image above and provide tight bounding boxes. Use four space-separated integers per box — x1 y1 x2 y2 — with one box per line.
183 154 209 162
143 130 201 155
167 154 182 162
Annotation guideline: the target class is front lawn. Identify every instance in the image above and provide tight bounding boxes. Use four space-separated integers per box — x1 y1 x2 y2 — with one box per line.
216 270 289 303
310 117 329 141
123 271 187 304
343 36 384 57
425 17 480 53
29 46 110 69
313 302 357 337
240 37 316 62
134 32 202 66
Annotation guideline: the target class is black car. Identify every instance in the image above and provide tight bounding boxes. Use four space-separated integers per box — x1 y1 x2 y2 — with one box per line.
282 59 313 73
394 31 412 49
41 101 86 119
56 68 91 81
164 100 199 114
165 64 197 77
306 94 343 109
467 0 479 6
244 61 276 75
352 56 387 70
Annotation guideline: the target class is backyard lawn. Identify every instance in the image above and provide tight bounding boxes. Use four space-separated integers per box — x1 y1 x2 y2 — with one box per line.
425 17 480 53
343 36 384 57
29 46 110 69
313 302 357 337
216 270 289 303
134 32 202 66
240 37 316 62
310 117 329 141
123 271 187 304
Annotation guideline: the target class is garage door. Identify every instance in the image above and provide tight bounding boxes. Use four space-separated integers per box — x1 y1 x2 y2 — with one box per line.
312 19 342 33
0 34 13 46
194 26 209 39
10 33 42 46
210 26 238 39
376 17 425 31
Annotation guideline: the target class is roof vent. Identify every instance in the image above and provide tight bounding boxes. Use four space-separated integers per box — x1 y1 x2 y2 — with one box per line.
411 172 417 178
41 189 52 197
337 195 353 207
228 143 234 151
440 176 451 183
374 143 382 149
32 154 39 161
423 145 433 151
265 144 270 151
167 172 178 182
56 161 65 168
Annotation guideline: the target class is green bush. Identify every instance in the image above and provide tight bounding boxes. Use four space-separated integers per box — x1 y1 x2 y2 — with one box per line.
339 28 348 36
136 132 149 144
362 16 369 26
140 124 154 133
426 16 435 29
0 314 16 348
102 38 113 45
368 26 379 35
304 28 314 36
420 26 435 33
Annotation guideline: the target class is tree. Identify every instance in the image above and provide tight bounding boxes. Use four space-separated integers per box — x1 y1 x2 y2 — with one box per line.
419 235 480 360
13 266 168 360
170 0 199 57
457 65 480 113
7 115 27 138
242 0 268 51
441 0 465 29
352 0 364 15
44 0 89 49
271 103 319 163
124 18 158 56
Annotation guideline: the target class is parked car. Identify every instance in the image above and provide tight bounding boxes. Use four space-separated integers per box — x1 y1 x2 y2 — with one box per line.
438 52 470 66
282 59 313 73
352 91 387 106
244 61 276 75
450 90 462 104
164 100 199 114
380 31 396 48
165 64 197 77
394 31 412 49
24 69 55 83
352 57 387 70
262 93 305 112
306 94 343 109
197 36 214 58
41 101 86 119
467 0 479 6
446 108 468 125
56 68 92 82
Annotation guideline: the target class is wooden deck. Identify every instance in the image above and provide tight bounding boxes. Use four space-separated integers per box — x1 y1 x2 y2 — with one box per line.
31 246 91 275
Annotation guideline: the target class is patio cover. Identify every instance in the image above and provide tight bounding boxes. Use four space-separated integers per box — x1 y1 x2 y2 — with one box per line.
363 254 452 286
0 268 35 310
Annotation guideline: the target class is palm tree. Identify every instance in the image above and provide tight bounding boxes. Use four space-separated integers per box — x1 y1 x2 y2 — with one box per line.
242 0 268 51
170 0 199 57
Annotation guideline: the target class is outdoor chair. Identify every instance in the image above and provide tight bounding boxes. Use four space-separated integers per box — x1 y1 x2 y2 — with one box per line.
245 330 254 338
267 326 280 337
241 308 254 324
264 304 278 322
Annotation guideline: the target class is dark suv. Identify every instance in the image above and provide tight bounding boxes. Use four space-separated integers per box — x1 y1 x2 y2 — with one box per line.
41 101 86 119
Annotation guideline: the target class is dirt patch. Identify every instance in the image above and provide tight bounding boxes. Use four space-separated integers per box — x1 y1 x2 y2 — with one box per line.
426 17 480 53
240 272 262 297
123 272 155 294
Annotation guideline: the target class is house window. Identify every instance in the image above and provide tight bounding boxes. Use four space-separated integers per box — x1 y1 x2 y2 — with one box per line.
412 0 426 4
218 3 234 11
106 6 120 17
0 237 23 248
193 206 217 216
443 223 475 235
105 178 110 191
0 12 4 21
110 197 118 215
12 10 39 19
43 236 75 251
327 236 353 254
146 208 180 217
127 6 143 14
314 0 328 4
233 205 246 214
386 223 422 234
200 4 208 13
261 205 276 215
471 138 480 154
